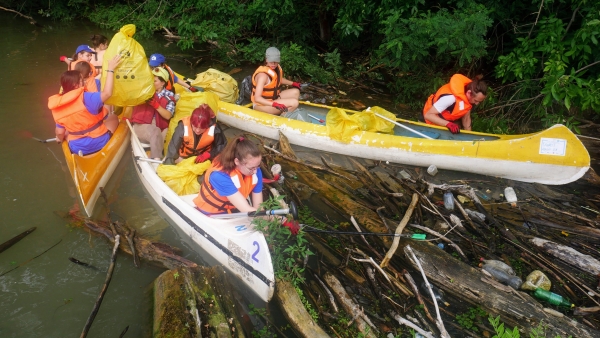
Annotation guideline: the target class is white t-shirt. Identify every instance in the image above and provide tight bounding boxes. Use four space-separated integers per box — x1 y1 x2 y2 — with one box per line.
432 95 456 113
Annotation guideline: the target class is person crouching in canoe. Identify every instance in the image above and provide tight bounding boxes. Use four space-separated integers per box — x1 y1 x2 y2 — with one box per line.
129 67 176 160
48 55 122 155
422 74 488 134
251 47 304 116
193 137 263 214
163 103 227 165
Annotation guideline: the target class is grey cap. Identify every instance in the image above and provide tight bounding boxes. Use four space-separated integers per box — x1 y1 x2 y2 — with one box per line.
265 47 280 62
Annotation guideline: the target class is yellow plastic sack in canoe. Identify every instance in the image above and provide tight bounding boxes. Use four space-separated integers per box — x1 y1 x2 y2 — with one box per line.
190 68 239 103
101 24 154 106
164 91 220 148
326 106 396 142
156 157 211 195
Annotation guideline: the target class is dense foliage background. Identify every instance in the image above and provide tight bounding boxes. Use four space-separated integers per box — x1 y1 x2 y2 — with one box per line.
7 0 600 132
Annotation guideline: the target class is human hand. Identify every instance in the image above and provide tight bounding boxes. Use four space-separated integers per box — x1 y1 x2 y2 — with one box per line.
59 56 67 62
195 152 210 163
107 54 122 72
147 93 160 109
445 121 460 134
189 86 199 93
292 82 302 90
272 102 288 113
282 220 300 235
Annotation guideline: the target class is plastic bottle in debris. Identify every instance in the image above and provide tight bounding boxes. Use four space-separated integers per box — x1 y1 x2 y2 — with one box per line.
465 209 486 222
482 265 522 290
533 288 573 307
481 259 515 275
427 165 438 176
504 187 517 207
443 192 455 211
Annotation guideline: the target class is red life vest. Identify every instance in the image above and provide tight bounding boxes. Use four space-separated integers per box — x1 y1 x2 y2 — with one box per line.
48 87 108 141
130 96 173 130
422 74 472 124
251 65 283 103
178 116 216 158
70 60 98 92
193 164 259 214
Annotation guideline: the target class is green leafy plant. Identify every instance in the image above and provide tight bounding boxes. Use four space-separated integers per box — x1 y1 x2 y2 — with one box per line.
456 306 487 332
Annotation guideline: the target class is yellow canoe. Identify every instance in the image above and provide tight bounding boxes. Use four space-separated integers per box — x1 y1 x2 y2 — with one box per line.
62 116 131 216
217 101 590 185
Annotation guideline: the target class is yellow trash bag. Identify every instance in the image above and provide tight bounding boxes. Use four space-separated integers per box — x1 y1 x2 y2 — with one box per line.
156 157 211 195
326 106 396 142
190 68 239 103
101 24 154 106
164 91 220 149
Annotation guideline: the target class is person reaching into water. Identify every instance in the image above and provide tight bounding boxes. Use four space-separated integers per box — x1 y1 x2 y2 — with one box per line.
164 104 227 165
422 74 488 134
48 55 122 155
251 47 304 116
89 34 108 78
129 67 176 160
193 137 263 214
148 53 198 93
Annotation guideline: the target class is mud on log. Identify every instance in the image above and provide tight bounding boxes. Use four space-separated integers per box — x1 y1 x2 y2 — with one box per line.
153 266 245 338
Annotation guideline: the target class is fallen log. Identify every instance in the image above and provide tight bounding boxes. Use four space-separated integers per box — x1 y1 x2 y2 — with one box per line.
403 243 600 338
276 278 330 337
153 266 244 337
0 227 36 253
530 237 600 276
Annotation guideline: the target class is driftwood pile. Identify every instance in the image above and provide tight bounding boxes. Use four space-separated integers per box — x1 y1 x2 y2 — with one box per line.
259 132 600 337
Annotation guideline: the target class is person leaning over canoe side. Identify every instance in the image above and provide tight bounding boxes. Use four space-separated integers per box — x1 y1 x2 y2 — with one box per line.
129 67 176 160
193 137 264 214
89 34 108 78
251 47 305 115
163 104 227 165
48 55 122 155
422 74 488 134
148 53 198 94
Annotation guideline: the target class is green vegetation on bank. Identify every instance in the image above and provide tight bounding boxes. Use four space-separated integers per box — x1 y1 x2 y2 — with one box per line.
10 0 600 132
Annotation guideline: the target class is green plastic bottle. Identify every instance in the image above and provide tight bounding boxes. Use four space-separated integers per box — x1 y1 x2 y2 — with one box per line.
534 288 573 307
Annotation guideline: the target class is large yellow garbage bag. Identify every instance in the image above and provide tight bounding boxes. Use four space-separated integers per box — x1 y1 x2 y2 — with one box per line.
326 106 396 142
156 157 211 195
190 68 239 103
164 91 220 149
101 24 154 106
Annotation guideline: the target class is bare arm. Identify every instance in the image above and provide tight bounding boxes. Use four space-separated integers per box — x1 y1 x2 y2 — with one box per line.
251 191 263 210
55 127 66 144
424 106 451 127
280 77 293 86
176 77 193 90
155 106 172 120
461 112 472 131
226 191 257 212
100 55 122 102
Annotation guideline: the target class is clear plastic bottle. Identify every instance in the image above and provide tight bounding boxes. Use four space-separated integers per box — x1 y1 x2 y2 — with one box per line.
466 209 486 222
482 265 522 290
481 259 515 276
534 288 573 307
443 192 455 211
504 187 517 207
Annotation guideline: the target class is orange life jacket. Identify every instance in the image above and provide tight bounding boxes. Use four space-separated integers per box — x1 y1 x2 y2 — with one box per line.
422 74 472 124
251 65 283 103
48 87 108 141
70 60 98 92
193 164 259 214
178 116 216 158
164 65 176 94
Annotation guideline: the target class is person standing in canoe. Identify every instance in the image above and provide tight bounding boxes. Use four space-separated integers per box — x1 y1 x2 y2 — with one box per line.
89 34 109 78
422 74 488 134
164 104 227 165
148 53 199 93
129 67 176 160
193 137 263 214
251 47 303 115
48 55 122 155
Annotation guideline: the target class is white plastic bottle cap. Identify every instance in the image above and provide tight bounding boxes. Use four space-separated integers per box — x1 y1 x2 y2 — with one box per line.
427 165 438 176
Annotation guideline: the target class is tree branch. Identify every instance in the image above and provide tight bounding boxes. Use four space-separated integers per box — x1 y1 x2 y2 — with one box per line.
562 7 580 41
0 6 41 27
527 0 545 39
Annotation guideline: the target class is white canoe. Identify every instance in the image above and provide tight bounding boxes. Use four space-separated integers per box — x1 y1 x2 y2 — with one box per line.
127 121 275 302
217 101 590 185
